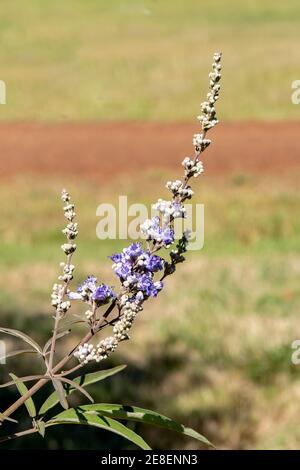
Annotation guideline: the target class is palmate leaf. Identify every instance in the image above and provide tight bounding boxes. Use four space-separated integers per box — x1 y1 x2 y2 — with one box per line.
9 373 36 418
80 403 212 447
47 408 151 450
0 328 42 355
39 365 126 415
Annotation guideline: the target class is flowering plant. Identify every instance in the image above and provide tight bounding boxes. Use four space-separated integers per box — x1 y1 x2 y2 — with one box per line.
0 53 222 449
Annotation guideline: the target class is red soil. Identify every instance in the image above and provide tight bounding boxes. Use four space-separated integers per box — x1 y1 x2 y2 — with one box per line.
0 122 299 179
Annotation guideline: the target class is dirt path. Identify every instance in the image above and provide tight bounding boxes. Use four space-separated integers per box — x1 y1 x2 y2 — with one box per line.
0 122 299 179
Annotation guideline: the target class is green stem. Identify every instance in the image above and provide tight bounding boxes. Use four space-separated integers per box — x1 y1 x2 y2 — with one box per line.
0 300 117 421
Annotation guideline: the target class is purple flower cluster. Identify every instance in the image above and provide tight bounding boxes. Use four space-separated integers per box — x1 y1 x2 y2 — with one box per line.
140 216 174 247
110 243 164 298
69 275 115 305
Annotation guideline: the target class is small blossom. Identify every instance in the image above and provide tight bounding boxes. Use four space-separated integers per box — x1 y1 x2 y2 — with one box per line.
152 199 186 220
85 310 94 320
61 243 76 255
196 52 222 133
140 253 164 272
166 180 194 199
136 273 163 297
68 276 115 306
68 291 82 300
182 157 204 178
77 275 97 293
61 189 70 203
140 217 174 247
74 343 97 364
192 134 211 151
123 242 144 259
93 284 115 305
62 222 78 240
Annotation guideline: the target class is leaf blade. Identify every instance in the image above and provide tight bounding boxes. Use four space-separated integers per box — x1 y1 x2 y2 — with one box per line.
51 379 69 410
36 420 46 438
0 328 42 354
81 403 212 447
59 377 94 403
39 365 126 415
0 375 47 389
0 349 39 362
47 408 151 450
9 373 36 418
72 365 126 388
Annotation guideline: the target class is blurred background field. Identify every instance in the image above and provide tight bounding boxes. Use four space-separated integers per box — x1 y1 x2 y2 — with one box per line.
0 0 300 121
1 0 300 450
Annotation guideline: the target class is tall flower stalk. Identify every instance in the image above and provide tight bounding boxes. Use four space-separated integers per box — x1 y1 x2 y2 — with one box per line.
71 52 222 365
0 53 222 449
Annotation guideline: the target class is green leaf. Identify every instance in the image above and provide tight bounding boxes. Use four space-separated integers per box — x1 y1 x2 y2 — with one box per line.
0 375 47 388
36 420 46 438
9 373 36 418
0 328 42 355
81 403 212 447
0 349 39 362
59 377 94 403
51 379 69 410
39 365 126 415
47 408 151 450
73 365 127 388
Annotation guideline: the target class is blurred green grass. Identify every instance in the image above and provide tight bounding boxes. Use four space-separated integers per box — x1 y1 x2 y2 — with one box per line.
1 172 300 449
0 0 300 121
